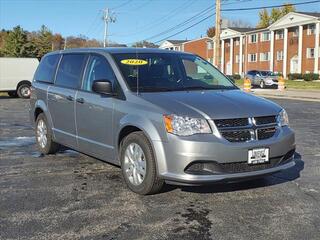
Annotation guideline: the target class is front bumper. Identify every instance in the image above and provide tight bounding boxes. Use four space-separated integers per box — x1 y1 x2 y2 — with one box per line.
153 126 295 185
265 80 279 86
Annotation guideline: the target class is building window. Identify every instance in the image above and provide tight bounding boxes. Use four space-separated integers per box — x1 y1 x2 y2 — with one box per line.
248 53 257 62
292 27 299 37
307 24 316 35
276 51 284 61
307 48 315 58
275 30 284 40
261 32 270 42
235 39 240 46
235 55 239 63
207 41 213 50
249 34 257 43
260 52 270 61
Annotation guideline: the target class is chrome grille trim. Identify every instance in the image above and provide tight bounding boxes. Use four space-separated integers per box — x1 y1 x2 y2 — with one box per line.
214 116 278 142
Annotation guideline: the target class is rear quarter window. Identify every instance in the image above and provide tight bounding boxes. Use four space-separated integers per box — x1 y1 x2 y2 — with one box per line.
34 54 60 83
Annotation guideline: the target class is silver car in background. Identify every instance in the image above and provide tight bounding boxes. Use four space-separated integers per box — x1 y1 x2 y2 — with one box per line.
246 70 279 88
30 48 295 195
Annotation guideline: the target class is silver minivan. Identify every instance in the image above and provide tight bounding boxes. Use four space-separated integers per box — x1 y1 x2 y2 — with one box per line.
30 48 295 195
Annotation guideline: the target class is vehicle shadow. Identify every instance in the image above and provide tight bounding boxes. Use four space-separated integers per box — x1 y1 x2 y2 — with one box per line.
161 153 304 194
0 96 12 99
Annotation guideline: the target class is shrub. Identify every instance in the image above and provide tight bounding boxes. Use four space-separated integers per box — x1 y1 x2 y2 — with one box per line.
288 73 303 80
302 73 319 81
227 74 241 80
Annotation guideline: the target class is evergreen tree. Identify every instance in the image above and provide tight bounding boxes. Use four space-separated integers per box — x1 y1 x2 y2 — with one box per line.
34 25 53 58
3 26 28 57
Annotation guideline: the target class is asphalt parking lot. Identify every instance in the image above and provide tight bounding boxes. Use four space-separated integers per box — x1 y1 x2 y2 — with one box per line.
0 97 319 240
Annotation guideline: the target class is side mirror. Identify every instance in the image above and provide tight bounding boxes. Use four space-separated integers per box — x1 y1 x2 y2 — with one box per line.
92 80 113 95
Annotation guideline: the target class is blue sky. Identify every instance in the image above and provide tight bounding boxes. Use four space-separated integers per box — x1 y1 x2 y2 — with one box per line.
0 0 319 46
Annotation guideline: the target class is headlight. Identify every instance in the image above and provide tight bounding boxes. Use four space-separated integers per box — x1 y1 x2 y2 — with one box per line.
277 109 289 126
163 114 212 136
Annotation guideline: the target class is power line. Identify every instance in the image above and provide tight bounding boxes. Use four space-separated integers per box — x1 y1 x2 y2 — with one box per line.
144 5 215 41
112 0 196 37
154 13 216 44
111 0 133 10
221 0 320 11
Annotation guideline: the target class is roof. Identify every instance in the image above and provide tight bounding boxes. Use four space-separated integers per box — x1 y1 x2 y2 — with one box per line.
166 40 189 44
49 47 194 55
227 27 258 33
296 12 320 18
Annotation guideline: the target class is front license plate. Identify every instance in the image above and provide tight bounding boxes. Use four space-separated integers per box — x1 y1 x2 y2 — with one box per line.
248 148 269 165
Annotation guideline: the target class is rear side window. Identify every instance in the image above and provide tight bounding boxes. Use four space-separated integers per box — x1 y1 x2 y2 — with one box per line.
34 54 60 83
55 54 87 89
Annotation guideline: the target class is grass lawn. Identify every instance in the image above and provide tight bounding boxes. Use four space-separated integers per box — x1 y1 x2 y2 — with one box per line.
234 79 320 90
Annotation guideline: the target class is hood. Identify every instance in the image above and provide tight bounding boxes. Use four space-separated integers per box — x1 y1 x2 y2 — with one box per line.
139 90 282 119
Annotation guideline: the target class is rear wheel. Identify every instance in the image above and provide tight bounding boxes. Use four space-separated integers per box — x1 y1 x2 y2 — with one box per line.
260 80 265 89
35 113 60 154
120 132 164 195
8 91 18 98
17 83 31 98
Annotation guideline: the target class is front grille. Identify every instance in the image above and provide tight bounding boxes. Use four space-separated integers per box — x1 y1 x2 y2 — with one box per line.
255 116 277 125
221 130 251 142
184 149 295 175
214 116 278 142
219 157 280 173
214 118 248 128
257 127 277 140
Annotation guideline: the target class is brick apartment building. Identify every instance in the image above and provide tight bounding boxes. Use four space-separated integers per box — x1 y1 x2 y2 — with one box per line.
161 12 320 78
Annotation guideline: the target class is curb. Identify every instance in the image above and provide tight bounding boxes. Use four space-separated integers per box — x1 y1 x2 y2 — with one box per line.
254 94 320 102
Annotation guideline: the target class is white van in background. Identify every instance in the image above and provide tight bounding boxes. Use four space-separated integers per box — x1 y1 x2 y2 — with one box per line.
0 57 39 98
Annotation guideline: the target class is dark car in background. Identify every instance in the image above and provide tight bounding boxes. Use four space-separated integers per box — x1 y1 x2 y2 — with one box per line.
246 70 279 89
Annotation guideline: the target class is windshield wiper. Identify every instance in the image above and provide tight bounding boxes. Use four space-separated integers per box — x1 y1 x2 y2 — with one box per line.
137 86 179 92
180 85 237 91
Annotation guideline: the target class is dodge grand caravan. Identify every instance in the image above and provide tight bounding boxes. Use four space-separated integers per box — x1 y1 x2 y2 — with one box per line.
30 48 295 195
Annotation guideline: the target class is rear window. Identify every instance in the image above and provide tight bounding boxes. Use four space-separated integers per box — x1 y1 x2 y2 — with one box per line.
34 54 60 83
55 54 87 89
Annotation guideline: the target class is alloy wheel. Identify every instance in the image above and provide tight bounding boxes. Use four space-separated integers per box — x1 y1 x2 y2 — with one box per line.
123 143 146 186
37 119 47 149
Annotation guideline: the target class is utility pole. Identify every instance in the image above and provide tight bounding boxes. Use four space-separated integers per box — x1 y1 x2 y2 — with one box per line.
103 8 116 47
214 0 221 68
64 37 67 50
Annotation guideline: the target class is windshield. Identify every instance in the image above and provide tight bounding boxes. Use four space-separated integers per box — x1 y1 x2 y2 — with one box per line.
112 53 237 92
261 71 276 76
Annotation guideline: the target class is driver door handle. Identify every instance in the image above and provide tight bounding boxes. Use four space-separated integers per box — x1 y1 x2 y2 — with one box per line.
66 95 74 101
76 98 85 104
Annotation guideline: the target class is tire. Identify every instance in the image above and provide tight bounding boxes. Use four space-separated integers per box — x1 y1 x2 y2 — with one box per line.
17 83 31 99
120 131 164 195
260 80 265 89
35 113 60 154
8 91 18 98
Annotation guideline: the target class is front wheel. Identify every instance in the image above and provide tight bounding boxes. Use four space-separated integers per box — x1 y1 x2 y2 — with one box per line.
17 83 31 98
120 132 164 195
260 80 265 89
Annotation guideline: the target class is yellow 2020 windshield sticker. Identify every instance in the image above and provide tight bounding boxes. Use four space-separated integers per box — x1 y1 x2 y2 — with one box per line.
120 59 148 66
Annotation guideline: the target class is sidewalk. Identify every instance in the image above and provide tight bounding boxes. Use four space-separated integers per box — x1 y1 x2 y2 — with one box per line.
249 89 320 102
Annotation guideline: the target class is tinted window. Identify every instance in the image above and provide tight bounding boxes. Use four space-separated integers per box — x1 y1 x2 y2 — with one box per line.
34 54 60 83
83 55 116 91
55 54 87 89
